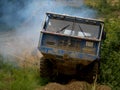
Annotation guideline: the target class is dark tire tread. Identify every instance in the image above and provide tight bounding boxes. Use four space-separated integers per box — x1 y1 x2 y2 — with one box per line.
40 57 53 78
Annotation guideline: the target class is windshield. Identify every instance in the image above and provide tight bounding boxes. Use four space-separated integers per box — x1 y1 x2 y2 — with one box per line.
46 19 100 39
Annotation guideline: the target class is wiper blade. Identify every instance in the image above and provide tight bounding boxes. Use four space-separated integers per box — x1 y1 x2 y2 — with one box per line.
78 24 86 37
56 24 70 33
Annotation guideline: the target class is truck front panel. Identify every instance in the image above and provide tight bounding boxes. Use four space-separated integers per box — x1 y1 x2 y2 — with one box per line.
38 32 99 61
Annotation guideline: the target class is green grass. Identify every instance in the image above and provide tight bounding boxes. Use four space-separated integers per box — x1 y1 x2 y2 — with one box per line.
0 56 49 90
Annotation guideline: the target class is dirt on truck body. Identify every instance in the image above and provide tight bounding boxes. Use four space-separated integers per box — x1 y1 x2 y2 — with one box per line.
38 12 106 83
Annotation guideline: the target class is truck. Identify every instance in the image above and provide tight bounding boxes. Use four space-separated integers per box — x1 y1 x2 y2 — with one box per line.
38 12 106 83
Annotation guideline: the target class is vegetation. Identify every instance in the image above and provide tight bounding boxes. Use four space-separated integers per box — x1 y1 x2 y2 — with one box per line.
0 55 49 90
85 0 120 15
85 0 120 89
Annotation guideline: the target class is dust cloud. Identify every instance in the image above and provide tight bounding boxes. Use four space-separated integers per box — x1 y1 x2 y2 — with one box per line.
0 0 97 66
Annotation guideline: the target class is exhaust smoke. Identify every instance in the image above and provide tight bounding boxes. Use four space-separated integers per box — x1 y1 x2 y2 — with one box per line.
0 0 97 66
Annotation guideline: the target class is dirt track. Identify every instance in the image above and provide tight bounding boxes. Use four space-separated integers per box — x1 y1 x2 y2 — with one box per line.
39 81 111 90
42 81 90 90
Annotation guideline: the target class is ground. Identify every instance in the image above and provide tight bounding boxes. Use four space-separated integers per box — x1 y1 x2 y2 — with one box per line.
37 81 111 90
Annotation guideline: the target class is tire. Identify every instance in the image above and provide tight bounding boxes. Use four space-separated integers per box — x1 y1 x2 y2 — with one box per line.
85 60 99 83
77 60 99 83
40 57 53 78
91 60 99 82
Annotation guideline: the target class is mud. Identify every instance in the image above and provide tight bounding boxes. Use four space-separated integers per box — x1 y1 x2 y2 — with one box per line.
40 81 111 90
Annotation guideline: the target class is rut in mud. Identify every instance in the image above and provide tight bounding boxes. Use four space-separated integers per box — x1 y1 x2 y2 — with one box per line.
39 81 111 90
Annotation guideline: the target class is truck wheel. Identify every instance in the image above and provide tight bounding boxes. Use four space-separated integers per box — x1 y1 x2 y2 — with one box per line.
40 57 53 78
77 60 99 83
92 60 99 81
88 60 99 83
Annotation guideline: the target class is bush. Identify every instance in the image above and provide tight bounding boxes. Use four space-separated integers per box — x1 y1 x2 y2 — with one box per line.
85 0 120 89
100 18 120 89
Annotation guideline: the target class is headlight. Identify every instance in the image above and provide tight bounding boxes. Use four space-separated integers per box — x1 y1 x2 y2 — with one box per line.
86 41 94 47
83 41 95 55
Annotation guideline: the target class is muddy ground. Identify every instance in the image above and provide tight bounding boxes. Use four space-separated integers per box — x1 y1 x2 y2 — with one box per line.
38 81 111 90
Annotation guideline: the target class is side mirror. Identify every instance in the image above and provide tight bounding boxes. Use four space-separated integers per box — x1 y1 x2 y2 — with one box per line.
43 22 47 30
102 31 106 40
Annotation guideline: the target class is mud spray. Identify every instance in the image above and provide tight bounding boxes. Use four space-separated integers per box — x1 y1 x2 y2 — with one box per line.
0 0 97 67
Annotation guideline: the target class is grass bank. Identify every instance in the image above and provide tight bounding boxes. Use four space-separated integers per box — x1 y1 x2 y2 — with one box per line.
0 55 49 90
